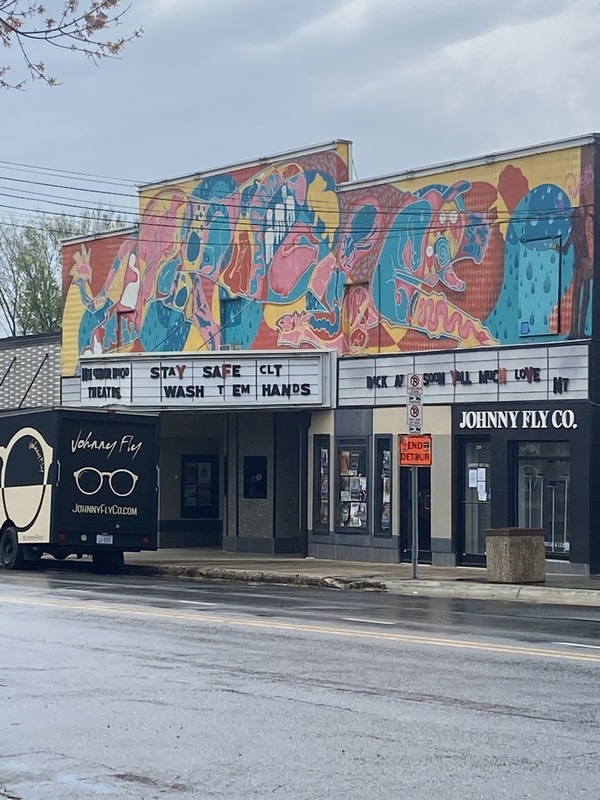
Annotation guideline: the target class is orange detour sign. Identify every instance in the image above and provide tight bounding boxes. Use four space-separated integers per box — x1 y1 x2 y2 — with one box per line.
399 434 432 467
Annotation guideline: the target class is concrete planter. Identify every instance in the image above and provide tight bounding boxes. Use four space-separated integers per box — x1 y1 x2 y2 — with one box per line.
485 528 546 584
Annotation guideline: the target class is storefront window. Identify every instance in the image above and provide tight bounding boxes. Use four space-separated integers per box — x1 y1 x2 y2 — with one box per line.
375 436 392 534
313 436 330 531
337 440 368 530
181 455 219 518
516 441 570 555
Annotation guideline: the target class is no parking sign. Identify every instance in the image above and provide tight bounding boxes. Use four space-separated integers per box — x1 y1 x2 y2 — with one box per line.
406 373 423 433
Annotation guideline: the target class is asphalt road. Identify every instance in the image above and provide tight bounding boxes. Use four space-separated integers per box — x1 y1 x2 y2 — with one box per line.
2 570 600 799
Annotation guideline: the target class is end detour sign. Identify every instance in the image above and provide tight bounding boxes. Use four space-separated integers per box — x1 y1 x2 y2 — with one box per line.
399 434 432 467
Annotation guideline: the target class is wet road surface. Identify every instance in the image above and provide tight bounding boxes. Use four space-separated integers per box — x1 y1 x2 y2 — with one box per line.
2 569 600 799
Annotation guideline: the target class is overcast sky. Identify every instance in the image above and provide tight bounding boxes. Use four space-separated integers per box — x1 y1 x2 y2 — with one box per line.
2 0 600 218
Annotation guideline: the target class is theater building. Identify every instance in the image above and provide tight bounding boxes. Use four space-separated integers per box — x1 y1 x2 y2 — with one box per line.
60 134 600 573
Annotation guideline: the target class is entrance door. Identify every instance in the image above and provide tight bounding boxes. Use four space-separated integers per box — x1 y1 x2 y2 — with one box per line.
459 440 491 564
400 467 431 563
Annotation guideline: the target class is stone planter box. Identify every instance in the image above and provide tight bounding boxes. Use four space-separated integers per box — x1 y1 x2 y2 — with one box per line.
485 528 546 584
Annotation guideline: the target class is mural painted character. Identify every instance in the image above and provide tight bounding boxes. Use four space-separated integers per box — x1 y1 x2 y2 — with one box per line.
343 285 378 353
63 244 110 362
487 184 574 343
552 204 593 339
372 181 496 347
417 181 474 291
240 167 345 346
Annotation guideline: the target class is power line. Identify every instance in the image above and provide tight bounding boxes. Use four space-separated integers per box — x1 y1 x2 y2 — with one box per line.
0 159 141 187
0 167 590 223
1 208 589 254
0 181 589 243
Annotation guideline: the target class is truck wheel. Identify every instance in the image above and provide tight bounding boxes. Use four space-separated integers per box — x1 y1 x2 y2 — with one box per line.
93 551 124 574
0 528 24 570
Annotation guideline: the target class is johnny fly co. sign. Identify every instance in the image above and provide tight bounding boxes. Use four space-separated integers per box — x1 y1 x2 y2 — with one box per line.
75 352 335 409
458 409 578 430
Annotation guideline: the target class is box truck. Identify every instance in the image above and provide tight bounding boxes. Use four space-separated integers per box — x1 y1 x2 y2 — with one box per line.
0 408 159 571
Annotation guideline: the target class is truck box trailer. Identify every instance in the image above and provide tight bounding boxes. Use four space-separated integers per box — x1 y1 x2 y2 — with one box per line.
0 408 159 571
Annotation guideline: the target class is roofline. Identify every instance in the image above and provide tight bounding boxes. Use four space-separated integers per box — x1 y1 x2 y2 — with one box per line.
0 331 61 349
79 348 337 360
61 225 138 247
339 133 600 192
138 139 353 191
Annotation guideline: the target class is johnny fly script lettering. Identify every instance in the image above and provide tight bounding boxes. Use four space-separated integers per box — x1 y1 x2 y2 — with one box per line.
71 429 143 459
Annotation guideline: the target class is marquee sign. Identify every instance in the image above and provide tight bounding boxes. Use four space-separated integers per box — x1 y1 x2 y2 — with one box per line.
338 343 588 406
63 351 336 410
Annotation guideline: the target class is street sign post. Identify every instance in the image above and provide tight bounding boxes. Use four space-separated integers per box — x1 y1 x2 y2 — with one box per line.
406 373 423 434
405 375 424 578
399 425 432 580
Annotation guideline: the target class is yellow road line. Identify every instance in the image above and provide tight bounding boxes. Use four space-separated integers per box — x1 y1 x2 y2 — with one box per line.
1 593 599 664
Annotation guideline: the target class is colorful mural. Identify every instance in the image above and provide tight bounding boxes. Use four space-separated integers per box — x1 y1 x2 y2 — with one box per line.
62 141 595 375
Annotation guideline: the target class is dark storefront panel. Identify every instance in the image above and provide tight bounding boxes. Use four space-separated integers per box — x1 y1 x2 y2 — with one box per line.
312 435 330 533
374 435 393 536
399 467 432 563
453 402 591 568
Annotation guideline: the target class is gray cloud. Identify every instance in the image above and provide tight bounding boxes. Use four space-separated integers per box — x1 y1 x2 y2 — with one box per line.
1 0 600 216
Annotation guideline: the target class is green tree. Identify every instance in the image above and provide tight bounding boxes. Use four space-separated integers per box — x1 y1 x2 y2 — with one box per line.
0 1 141 89
0 209 125 335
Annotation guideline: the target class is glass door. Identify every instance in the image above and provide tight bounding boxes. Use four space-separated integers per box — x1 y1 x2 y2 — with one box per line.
460 440 491 563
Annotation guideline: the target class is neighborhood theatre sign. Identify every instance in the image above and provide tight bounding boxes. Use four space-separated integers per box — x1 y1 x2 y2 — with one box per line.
337 343 588 407
70 351 336 410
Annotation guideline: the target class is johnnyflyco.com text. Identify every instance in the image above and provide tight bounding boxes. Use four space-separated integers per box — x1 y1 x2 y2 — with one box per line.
72 503 138 516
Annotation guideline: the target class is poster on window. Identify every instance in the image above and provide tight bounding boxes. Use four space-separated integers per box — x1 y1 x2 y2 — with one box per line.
340 450 350 475
380 502 390 531
319 444 329 525
338 444 367 528
181 455 218 518
378 444 392 533
382 477 391 503
340 502 351 525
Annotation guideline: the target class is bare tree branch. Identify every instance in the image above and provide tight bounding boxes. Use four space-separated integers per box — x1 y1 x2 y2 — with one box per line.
0 0 141 89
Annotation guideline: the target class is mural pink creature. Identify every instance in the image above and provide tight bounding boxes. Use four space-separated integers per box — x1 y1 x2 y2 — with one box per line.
344 286 378 352
418 182 473 291
221 230 254 297
267 226 322 298
67 245 97 312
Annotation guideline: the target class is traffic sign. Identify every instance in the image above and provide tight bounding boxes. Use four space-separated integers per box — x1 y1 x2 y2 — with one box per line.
407 373 423 392
399 434 432 467
406 373 423 433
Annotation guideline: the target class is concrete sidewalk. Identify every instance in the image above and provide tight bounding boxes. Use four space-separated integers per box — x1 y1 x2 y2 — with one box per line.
125 549 600 607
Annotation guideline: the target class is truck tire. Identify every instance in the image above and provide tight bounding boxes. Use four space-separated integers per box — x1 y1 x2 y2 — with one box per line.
93 550 124 574
0 528 24 570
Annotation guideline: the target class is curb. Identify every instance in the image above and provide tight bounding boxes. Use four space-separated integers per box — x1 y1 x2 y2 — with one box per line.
383 579 600 607
125 564 387 591
125 564 600 606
